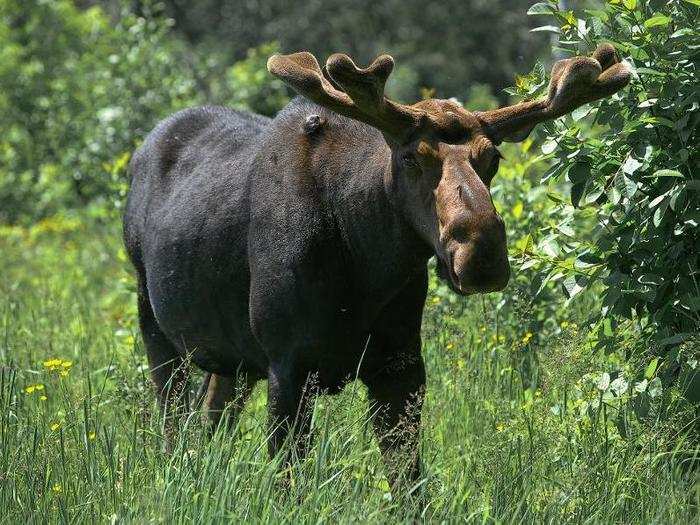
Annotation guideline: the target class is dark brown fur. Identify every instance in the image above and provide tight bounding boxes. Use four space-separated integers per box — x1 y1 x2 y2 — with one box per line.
123 45 629 486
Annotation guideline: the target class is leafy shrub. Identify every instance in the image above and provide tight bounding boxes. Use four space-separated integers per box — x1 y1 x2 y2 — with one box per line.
0 1 204 222
223 42 290 117
520 1 699 404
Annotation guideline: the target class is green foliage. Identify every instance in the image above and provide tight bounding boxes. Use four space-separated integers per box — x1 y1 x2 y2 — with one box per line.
155 0 550 102
521 1 699 398
1 217 697 522
0 0 204 223
224 43 290 117
0 1 301 223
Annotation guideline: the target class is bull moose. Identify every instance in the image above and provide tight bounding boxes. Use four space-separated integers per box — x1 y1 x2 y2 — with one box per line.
123 43 630 484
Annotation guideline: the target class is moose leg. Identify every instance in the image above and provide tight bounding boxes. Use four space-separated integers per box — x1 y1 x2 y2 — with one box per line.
137 285 190 453
364 357 426 489
202 372 255 434
266 363 318 463
363 269 428 489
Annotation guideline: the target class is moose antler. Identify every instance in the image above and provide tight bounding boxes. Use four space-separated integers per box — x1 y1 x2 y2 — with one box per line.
476 44 631 142
268 52 427 142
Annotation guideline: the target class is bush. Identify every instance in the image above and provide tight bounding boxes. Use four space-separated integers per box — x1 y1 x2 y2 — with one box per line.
521 1 699 406
0 1 204 223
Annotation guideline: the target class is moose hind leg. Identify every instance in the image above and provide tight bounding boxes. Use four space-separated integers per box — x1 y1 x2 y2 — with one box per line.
137 284 190 453
203 372 255 435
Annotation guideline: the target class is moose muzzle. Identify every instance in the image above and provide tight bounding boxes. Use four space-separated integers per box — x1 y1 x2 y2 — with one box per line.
446 215 510 294
436 158 510 295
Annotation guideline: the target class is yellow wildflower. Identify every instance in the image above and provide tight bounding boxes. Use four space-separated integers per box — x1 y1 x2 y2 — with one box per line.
50 422 60 431
498 335 505 343
43 358 73 374
39 395 48 401
24 384 45 394
43 358 62 370
446 343 454 350
522 332 533 344
52 483 62 493
88 432 96 441
561 320 570 329
431 297 440 304
59 370 69 378
496 423 505 432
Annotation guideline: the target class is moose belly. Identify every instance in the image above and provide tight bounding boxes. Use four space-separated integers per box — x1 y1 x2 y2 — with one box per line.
145 260 268 377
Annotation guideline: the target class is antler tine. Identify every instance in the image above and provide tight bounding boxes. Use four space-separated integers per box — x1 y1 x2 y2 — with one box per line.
477 43 631 143
267 52 356 114
269 51 426 142
325 53 394 109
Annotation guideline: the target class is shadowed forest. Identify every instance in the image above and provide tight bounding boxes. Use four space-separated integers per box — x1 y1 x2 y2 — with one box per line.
1 1 698 523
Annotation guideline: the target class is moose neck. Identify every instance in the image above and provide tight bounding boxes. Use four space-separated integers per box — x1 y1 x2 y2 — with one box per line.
323 130 433 302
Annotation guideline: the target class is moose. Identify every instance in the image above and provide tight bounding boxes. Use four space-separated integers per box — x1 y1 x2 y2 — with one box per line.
123 43 630 484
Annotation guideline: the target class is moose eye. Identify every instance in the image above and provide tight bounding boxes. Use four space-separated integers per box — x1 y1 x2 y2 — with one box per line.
402 153 417 167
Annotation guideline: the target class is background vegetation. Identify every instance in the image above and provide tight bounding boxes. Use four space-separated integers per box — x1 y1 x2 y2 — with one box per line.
1 0 698 522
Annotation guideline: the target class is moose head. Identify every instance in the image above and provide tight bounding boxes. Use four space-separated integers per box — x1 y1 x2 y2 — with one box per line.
268 44 630 295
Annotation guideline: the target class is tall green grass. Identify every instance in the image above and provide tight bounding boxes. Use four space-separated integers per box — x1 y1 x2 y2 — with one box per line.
1 215 697 523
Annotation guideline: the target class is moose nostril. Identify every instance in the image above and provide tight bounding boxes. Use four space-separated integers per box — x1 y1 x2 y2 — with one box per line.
458 183 472 205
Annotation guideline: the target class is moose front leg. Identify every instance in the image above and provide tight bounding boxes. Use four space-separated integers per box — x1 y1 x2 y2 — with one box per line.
361 269 429 490
266 363 318 463
364 356 426 489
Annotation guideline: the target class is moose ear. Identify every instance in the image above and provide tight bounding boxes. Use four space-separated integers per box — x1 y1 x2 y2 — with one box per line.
476 44 631 144
501 125 536 143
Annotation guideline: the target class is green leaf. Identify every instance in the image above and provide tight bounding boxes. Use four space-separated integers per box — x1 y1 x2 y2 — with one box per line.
571 183 585 207
622 155 643 175
527 2 555 15
644 15 671 29
647 194 666 209
557 223 576 237
563 274 587 299
540 238 560 258
648 377 663 398
682 0 700 6
652 200 668 227
623 0 637 9
531 25 561 34
541 140 558 154
569 163 591 183
644 358 659 379
658 334 691 346
649 169 683 179
571 104 592 121
615 172 638 199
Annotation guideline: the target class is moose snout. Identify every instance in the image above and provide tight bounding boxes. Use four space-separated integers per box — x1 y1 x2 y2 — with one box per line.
446 215 510 294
